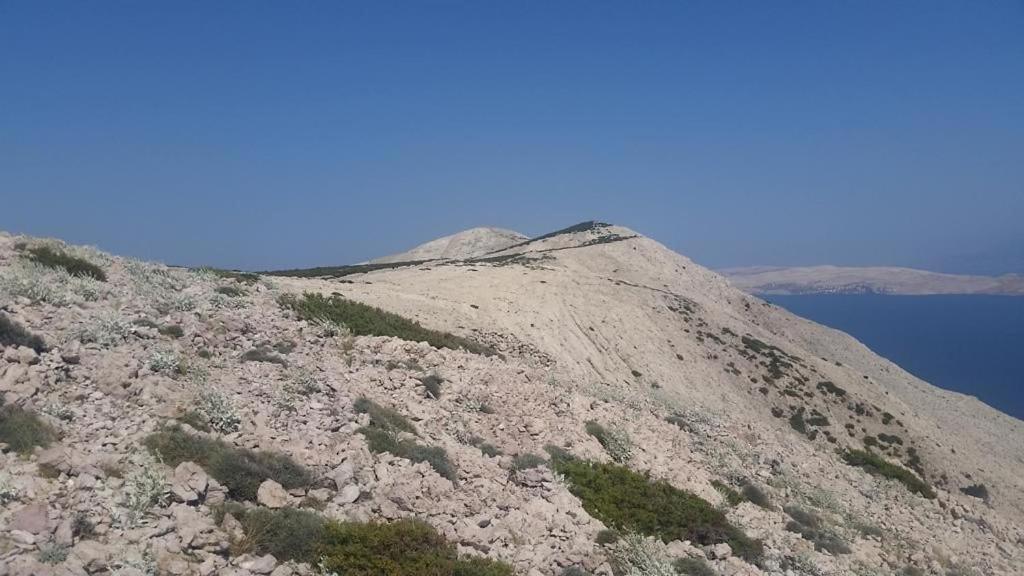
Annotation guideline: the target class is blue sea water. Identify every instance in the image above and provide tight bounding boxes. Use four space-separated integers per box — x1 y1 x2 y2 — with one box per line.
767 295 1024 421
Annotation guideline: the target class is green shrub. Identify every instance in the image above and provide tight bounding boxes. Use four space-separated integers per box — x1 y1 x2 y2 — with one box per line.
674 557 717 576
354 397 416 434
788 410 807 435
960 483 990 502
144 426 311 501
841 449 935 499
585 420 632 463
0 405 54 455
280 293 495 356
158 324 184 338
215 285 247 297
815 381 846 397
740 483 772 509
595 529 621 545
552 459 762 562
710 480 744 506
229 506 326 561
359 427 457 482
510 453 547 472
419 374 444 399
317 519 513 576
241 347 288 366
559 568 590 576
0 313 46 352
783 505 850 555
23 245 106 281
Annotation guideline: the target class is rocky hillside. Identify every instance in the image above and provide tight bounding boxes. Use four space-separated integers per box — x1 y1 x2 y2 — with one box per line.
1 224 1022 576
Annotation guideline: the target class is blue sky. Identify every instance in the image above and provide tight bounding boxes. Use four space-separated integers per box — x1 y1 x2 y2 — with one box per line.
2 1 1022 273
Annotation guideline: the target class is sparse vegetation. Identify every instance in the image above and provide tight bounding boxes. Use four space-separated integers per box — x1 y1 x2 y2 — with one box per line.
585 421 633 463
606 533 677 576
510 453 547 473
194 390 241 434
816 381 846 397
76 313 133 347
37 541 70 565
195 267 260 284
121 452 168 526
0 404 54 455
419 373 444 399
354 397 416 434
960 483 990 502
552 458 762 562
353 397 455 482
783 505 850 555
711 480 744 506
215 285 247 297
740 483 772 509
279 292 495 356
144 426 312 501
158 324 184 338
0 312 47 352
148 349 182 374
23 245 106 281
674 557 717 576
221 503 326 561
841 449 935 499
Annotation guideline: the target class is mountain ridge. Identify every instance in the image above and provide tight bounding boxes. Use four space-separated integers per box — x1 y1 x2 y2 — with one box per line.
721 265 1024 296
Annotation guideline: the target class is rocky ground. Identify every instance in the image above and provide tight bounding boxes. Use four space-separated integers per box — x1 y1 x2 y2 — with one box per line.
1 225 1022 576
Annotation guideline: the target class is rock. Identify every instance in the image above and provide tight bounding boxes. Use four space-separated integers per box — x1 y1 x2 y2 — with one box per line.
239 554 278 574
36 447 71 475
221 512 246 541
55 518 75 547
60 343 82 365
331 461 355 490
71 540 111 573
171 461 209 503
708 542 732 560
257 479 290 509
8 529 36 547
338 483 361 504
16 346 39 365
10 503 49 534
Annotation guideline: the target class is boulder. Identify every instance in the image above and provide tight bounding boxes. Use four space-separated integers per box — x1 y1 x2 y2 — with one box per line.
256 479 290 509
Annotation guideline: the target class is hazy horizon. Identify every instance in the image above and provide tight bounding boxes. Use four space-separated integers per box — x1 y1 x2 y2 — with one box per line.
3 2 1022 274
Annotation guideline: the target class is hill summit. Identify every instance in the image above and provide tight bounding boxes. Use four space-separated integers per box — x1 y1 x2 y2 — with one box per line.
370 227 528 264
1 223 1022 575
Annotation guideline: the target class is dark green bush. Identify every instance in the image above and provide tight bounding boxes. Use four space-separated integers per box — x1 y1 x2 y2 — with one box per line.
354 397 416 434
815 381 846 397
159 324 184 339
674 557 717 576
510 453 547 472
0 313 46 352
841 449 935 499
0 405 55 454
711 480 744 506
740 483 772 509
419 374 444 399
241 347 288 366
552 459 762 562
595 529 620 545
359 427 457 483
229 505 326 561
960 483 990 502
317 519 513 576
144 426 312 501
280 293 495 356
559 568 591 576
23 245 106 281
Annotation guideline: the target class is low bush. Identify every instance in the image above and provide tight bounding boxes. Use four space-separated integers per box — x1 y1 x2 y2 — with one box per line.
595 529 621 545
0 313 46 352
711 480 744 506
144 426 312 501
740 483 772 509
783 505 850 555
317 518 513 576
552 459 762 562
841 449 935 499
280 293 495 356
226 505 326 561
354 397 416 434
215 285 247 297
359 427 457 482
23 245 106 281
606 533 677 576
0 405 54 455
674 557 717 576
241 347 288 366
511 453 547 472
419 374 444 399
960 483 990 502
158 324 184 338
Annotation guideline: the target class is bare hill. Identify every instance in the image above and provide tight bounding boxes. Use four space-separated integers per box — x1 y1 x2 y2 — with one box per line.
370 227 528 264
1 224 1021 576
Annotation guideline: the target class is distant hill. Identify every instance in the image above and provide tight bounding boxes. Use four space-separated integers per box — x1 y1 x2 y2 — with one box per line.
369 227 527 263
721 265 1024 295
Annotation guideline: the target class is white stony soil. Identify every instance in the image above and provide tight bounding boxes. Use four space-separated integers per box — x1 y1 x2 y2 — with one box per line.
1 225 1022 576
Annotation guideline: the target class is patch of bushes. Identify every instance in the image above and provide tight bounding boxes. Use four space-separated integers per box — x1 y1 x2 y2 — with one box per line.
353 397 455 482
960 483 990 502
0 404 54 454
23 245 106 281
318 519 513 576
510 453 547 472
815 381 846 397
595 529 621 545
841 449 935 499
221 503 325 561
354 397 416 434
0 312 46 352
711 480 744 506
241 347 288 366
674 557 717 576
215 285 247 297
585 421 633 463
158 324 184 338
144 426 311 501
740 483 772 509
552 458 762 562
279 293 495 356
783 505 850 555
419 374 444 399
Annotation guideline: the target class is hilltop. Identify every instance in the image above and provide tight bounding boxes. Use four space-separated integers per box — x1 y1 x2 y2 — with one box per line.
721 265 1024 296
1 223 1022 576
370 227 528 264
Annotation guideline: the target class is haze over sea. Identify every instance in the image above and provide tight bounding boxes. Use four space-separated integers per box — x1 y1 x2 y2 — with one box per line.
769 295 1024 421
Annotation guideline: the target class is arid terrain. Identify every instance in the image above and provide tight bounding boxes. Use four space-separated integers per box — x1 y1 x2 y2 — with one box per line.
1 223 1022 576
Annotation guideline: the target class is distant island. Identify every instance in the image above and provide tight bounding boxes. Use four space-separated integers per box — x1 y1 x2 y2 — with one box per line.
721 265 1024 296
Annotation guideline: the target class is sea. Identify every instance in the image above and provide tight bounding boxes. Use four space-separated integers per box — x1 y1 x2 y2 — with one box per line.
766 294 1024 421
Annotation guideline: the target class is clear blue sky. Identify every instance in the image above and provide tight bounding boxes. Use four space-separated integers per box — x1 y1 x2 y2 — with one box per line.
2 1 1022 273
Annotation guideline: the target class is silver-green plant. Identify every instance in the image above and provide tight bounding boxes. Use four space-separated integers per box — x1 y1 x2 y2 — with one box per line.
37 541 69 565
196 389 241 434
148 349 181 374
608 533 677 576
75 313 133 347
42 402 74 422
0 475 19 504
120 452 167 526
